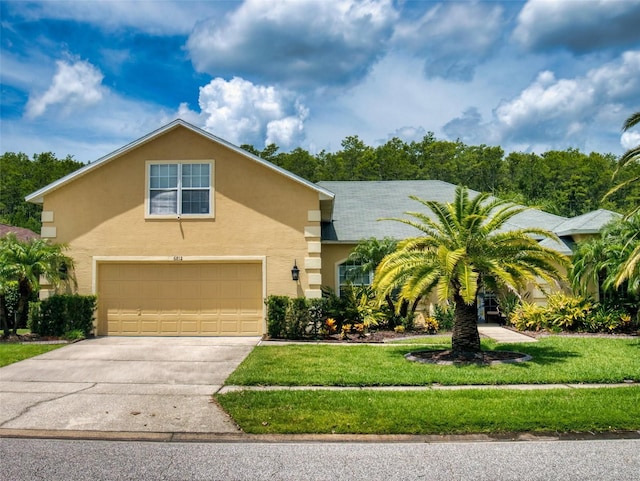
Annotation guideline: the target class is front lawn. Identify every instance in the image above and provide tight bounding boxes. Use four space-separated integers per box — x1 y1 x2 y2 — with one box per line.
226 336 640 386
218 336 640 435
0 343 65 367
217 386 640 434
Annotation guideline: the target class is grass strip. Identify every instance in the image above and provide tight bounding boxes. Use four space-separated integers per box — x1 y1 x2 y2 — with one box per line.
227 337 640 386
0 343 65 367
217 386 640 435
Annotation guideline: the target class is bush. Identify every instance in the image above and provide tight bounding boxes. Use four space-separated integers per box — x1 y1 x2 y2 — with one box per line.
28 294 96 337
433 304 455 331
585 305 636 333
266 295 289 338
546 293 593 330
509 293 638 334
422 316 439 334
285 297 309 339
509 302 547 331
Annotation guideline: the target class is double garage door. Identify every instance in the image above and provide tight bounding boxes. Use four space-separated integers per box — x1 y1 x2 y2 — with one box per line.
97 262 263 336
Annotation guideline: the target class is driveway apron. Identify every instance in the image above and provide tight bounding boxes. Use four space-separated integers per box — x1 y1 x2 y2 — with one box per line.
0 337 258 434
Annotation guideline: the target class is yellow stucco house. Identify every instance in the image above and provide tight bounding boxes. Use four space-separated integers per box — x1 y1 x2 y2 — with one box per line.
26 120 619 336
26 120 334 336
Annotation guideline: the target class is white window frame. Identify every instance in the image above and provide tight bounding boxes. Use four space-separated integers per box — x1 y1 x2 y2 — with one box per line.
336 258 373 296
145 160 214 219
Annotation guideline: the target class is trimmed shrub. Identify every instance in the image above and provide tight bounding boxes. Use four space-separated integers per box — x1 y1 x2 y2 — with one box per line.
28 294 96 337
285 297 309 339
266 295 289 338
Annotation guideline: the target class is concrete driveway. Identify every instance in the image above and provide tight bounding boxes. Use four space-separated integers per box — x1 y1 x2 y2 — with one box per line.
0 337 258 435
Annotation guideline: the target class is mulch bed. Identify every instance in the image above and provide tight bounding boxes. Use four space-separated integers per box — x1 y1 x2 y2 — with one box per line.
0 333 67 344
405 349 532 365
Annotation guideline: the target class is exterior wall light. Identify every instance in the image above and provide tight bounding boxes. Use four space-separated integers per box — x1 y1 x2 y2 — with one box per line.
291 261 300 281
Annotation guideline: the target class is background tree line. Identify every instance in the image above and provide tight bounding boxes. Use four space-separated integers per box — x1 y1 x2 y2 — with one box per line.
2 134 639 231
243 134 639 218
1 152 84 232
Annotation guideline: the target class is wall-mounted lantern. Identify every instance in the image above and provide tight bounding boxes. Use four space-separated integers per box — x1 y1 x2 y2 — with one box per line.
291 260 300 281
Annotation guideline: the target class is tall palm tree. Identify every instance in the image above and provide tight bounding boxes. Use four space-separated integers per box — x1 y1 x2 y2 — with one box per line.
607 111 640 212
374 186 569 354
605 111 640 287
0 234 74 336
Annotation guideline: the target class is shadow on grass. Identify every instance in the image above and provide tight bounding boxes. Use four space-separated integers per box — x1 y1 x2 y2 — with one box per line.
395 343 581 369
493 343 581 367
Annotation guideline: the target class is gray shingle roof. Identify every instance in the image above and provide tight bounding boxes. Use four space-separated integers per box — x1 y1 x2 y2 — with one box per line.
539 236 574 256
318 180 567 243
553 209 622 236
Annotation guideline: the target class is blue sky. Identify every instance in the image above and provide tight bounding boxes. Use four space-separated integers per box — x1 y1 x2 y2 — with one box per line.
1 0 640 163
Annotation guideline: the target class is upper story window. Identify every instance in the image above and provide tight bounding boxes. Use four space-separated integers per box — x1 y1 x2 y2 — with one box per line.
146 161 213 218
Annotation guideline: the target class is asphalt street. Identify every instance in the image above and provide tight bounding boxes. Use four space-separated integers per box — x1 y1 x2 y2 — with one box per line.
2 437 639 481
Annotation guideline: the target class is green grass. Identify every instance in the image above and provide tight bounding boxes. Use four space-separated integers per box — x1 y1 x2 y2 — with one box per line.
217 387 640 434
227 337 640 386
0 343 65 367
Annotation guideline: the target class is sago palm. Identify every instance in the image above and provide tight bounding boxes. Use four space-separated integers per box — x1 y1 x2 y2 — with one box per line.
374 186 569 354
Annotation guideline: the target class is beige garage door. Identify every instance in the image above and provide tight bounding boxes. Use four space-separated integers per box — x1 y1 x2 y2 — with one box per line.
97 262 263 336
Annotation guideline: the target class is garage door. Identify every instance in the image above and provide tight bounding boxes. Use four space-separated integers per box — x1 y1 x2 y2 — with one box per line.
97 262 263 336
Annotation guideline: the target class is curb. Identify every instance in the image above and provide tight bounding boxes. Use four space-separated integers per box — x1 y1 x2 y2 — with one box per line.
2 428 639 444
217 382 638 394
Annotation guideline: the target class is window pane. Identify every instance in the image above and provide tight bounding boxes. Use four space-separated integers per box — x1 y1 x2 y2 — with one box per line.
339 262 371 286
182 163 209 188
182 190 209 214
150 190 178 214
150 164 177 189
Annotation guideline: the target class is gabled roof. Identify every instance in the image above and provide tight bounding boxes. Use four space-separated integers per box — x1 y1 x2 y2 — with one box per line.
553 209 621 236
25 119 335 215
0 224 40 241
318 180 567 243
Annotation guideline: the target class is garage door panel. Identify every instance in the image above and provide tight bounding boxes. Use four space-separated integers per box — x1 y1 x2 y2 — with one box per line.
98 262 263 336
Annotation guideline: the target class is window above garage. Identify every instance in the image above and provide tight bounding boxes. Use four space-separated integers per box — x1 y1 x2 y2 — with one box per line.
145 161 214 219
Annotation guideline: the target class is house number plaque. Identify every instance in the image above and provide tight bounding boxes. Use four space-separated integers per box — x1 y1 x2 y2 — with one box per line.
173 256 183 261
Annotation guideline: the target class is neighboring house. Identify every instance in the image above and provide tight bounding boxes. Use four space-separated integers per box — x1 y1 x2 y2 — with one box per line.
0 223 40 241
25 120 619 336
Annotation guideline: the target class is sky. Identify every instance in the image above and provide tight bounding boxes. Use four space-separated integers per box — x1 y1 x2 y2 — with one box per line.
1 0 640 164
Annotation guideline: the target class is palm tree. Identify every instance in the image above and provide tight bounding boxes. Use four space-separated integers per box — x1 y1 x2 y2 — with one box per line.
0 234 74 336
373 186 569 354
347 237 398 278
605 111 640 288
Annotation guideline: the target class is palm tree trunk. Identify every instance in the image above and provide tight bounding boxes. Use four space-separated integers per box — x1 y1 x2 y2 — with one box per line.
451 292 481 353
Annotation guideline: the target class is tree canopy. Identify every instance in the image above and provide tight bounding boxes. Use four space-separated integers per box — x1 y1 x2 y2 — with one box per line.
245 135 639 218
0 152 83 232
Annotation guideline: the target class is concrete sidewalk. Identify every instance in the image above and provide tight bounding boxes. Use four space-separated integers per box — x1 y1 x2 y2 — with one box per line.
0 337 259 434
477 324 538 343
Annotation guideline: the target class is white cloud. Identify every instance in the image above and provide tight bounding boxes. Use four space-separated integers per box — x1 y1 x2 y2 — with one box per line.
187 0 397 88
4 0 222 35
25 59 105 119
444 50 640 152
393 1 504 80
621 131 640 150
514 0 640 53
179 77 309 148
